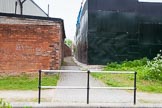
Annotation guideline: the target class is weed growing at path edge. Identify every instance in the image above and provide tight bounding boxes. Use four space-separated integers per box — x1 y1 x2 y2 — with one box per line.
0 99 12 108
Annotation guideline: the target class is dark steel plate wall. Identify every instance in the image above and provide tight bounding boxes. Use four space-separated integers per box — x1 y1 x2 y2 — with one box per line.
137 0 162 59
88 11 139 65
88 0 137 13
87 0 162 65
75 0 162 65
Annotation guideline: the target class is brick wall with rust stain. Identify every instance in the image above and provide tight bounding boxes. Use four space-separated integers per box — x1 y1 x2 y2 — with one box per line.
0 23 64 73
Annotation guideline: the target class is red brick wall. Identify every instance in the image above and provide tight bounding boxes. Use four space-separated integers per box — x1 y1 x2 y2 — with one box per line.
64 44 72 57
0 23 64 73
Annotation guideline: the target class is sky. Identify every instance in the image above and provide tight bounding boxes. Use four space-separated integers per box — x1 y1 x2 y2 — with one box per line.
33 0 83 41
33 0 162 41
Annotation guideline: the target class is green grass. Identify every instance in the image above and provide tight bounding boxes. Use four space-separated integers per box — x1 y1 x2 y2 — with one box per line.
0 73 59 90
92 58 162 93
92 73 162 93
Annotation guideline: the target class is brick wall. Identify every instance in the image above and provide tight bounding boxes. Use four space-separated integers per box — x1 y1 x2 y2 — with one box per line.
0 16 65 73
64 44 72 57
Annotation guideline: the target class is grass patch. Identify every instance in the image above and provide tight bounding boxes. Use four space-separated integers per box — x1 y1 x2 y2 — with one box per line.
0 73 59 90
92 73 162 93
92 58 162 93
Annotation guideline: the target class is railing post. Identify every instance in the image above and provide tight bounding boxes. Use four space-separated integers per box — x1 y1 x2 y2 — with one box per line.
87 70 90 104
134 71 137 105
38 70 42 104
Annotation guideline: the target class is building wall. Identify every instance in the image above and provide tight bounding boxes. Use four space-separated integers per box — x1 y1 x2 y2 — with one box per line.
75 0 162 65
0 0 48 17
23 0 48 17
87 0 162 65
0 0 15 14
64 44 72 57
75 1 88 64
0 15 65 73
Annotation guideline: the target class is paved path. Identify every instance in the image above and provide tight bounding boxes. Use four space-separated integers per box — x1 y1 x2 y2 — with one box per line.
51 57 162 104
52 57 133 104
0 56 162 107
0 90 53 102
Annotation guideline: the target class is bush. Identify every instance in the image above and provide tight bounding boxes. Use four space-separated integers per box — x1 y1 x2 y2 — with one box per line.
146 50 162 80
93 52 162 93
104 54 162 81
105 58 148 71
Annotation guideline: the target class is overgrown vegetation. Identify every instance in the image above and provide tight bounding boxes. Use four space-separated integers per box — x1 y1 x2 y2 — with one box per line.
0 73 59 90
146 51 162 80
64 39 72 48
0 99 12 108
92 51 162 93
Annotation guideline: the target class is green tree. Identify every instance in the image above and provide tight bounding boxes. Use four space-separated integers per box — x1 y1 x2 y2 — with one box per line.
64 39 72 48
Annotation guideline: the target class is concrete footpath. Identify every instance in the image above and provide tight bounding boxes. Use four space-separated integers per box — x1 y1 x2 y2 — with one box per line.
52 66 133 104
10 102 162 108
2 57 162 107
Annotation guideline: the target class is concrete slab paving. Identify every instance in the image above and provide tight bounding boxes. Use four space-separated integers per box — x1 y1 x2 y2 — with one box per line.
52 65 134 104
11 102 162 108
1 57 162 107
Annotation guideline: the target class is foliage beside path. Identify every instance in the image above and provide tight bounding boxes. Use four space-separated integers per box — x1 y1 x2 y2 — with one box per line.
92 51 162 93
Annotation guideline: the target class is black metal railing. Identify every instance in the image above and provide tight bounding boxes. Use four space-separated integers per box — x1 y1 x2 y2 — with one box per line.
38 70 137 104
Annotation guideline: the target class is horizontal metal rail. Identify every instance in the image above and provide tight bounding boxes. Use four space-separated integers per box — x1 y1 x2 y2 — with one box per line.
41 70 87 73
90 71 135 74
41 70 135 74
38 70 137 105
91 87 135 90
41 86 87 89
41 86 134 90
